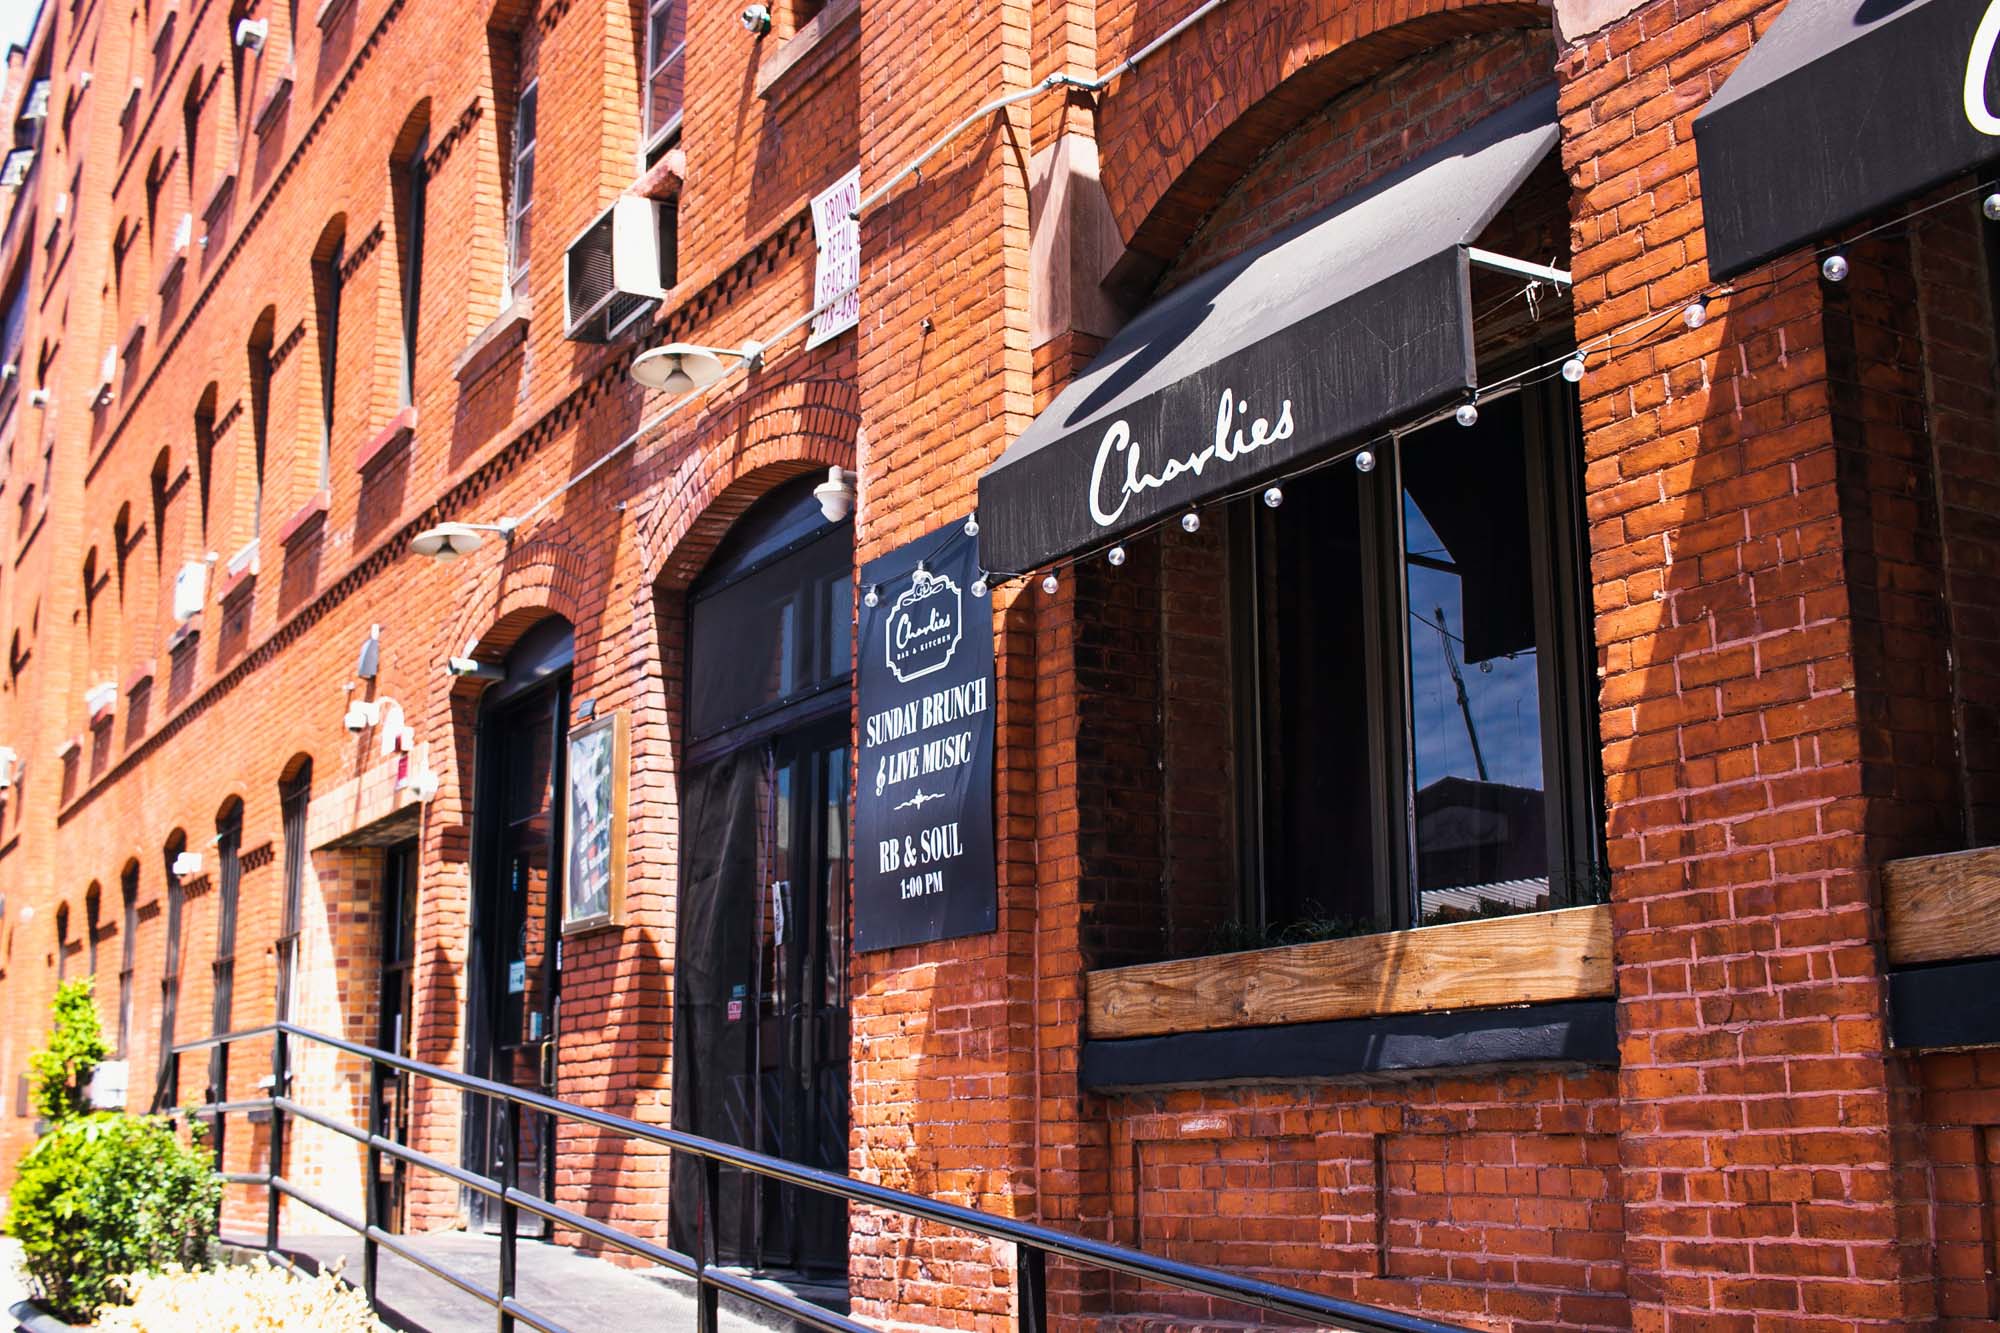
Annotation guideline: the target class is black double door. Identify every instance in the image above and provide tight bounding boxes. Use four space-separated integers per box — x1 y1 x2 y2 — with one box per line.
468 674 568 1233
672 710 851 1275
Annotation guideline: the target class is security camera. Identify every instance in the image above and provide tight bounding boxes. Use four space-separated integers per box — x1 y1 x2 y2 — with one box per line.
342 699 380 732
740 4 772 34
235 18 268 51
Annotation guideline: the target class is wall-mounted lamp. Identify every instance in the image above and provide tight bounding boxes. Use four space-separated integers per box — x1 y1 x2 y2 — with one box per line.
356 624 381 680
813 466 858 523
445 657 505 680
740 4 772 34
411 518 518 563
629 341 764 394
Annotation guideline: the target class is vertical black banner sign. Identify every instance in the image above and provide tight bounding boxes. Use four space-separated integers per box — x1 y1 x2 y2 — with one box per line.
853 522 997 953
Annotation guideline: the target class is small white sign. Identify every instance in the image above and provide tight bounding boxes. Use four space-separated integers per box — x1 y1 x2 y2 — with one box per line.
87 1060 129 1110
807 167 860 349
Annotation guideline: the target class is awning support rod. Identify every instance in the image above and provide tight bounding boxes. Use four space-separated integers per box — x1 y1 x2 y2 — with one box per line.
1466 247 1571 290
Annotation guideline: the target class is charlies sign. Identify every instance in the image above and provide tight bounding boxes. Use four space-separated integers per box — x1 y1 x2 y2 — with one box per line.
1089 388 1296 529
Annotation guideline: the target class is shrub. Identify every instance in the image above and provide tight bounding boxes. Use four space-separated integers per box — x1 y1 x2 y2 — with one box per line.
28 977 109 1124
98 1261 385 1332
6 1112 224 1322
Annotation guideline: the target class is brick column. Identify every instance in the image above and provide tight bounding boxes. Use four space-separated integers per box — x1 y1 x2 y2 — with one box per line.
1562 2 1934 1324
851 0 1039 1326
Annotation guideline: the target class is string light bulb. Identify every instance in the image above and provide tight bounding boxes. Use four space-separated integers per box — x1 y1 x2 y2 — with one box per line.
1455 399 1479 428
1820 253 1849 283
1985 193 2000 221
1683 299 1709 330
1041 572 1059 595
971 574 988 598
1181 510 1201 534
963 514 980 538
1107 545 1127 567
1262 486 1284 509
1355 449 1376 473
863 584 880 609
1561 353 1586 383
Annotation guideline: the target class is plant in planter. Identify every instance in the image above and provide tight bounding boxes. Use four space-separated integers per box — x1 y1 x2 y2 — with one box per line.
6 982 224 1323
98 1261 385 1332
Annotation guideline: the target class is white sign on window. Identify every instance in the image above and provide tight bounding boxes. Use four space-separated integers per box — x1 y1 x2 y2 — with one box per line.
807 167 860 349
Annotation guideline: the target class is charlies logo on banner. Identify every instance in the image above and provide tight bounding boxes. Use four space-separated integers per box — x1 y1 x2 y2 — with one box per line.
1969 0 2000 133
1088 387 1296 529
885 564 963 684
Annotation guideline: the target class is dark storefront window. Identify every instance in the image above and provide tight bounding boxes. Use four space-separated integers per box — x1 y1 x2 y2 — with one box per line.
117 863 138 1058
1232 378 1602 945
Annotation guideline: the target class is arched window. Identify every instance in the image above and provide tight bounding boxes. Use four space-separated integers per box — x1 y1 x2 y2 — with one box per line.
151 832 187 1111
277 760 311 1020
54 901 69 981
244 308 274 544
209 800 243 1129
311 219 345 487
117 862 138 1057
84 882 101 977
389 106 429 408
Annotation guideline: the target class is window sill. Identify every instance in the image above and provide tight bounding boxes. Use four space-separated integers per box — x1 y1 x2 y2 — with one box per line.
1085 903 1614 1040
254 65 294 138
451 301 529 384
357 404 418 469
1882 843 2000 965
630 151 683 203
278 489 330 544
155 251 185 296
200 172 235 229
754 0 858 100
218 540 259 601
123 660 155 695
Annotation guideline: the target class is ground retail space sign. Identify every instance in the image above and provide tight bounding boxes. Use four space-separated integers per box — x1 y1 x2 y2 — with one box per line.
854 522 997 952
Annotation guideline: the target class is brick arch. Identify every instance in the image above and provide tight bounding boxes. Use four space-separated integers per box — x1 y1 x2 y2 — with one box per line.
1097 0 1548 287
419 534 592 828
633 376 859 590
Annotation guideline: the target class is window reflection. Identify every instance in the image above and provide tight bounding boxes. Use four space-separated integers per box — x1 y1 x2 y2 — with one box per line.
1401 401 1550 923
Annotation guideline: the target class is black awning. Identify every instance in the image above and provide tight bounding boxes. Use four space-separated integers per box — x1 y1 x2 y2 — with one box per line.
975 89 1559 577
1695 0 2000 281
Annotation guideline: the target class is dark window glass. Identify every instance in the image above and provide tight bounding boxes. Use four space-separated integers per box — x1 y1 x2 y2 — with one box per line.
1226 379 1601 948
686 477 852 746
1402 402 1551 922
278 764 311 1021
117 865 137 1058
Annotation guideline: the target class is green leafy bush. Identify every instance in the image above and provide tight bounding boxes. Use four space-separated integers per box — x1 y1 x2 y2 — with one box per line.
28 977 109 1124
7 1112 224 1322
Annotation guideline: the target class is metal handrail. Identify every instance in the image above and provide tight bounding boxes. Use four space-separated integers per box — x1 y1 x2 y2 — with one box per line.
174 1021 1467 1333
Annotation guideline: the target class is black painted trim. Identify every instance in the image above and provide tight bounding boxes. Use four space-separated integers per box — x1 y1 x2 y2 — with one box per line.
1890 959 2000 1050
1081 999 1617 1093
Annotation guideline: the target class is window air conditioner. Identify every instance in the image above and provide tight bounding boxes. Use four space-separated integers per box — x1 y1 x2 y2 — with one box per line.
84 681 117 718
172 560 206 622
0 150 33 188
170 850 201 878
23 81 49 121
0 747 18 788
170 212 192 255
52 192 67 218
562 196 675 344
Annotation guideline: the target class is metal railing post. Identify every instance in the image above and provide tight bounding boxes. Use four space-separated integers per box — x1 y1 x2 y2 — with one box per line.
1018 1243 1048 1333
266 1028 287 1256
497 1098 517 1333
696 1155 720 1333
365 1059 385 1305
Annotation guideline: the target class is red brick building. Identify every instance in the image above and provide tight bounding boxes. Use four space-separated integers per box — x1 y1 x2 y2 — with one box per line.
0 0 1998 1325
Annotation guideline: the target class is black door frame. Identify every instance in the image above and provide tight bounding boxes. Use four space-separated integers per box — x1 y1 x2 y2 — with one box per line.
463 657 570 1232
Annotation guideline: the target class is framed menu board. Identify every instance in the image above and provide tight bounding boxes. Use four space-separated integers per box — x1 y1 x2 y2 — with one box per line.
563 709 627 933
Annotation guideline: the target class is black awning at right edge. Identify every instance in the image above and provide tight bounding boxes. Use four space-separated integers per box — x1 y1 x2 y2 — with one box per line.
1695 0 2000 281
